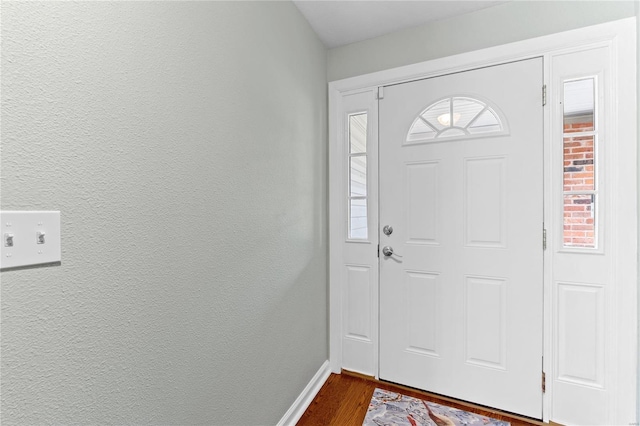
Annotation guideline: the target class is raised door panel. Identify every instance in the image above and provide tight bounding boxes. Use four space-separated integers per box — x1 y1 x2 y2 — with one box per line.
464 275 507 370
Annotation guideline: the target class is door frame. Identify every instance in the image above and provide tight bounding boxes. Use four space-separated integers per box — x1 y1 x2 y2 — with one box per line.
328 17 637 424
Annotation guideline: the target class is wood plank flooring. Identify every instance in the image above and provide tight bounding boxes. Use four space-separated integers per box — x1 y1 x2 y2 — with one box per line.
297 371 545 426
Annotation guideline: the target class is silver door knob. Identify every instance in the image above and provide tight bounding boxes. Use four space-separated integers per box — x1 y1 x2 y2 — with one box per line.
383 225 393 236
382 246 394 257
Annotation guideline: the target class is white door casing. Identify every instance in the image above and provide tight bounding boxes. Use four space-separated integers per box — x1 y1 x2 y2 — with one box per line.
378 58 544 418
328 18 637 425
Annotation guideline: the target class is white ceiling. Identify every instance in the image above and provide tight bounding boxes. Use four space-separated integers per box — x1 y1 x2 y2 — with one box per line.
293 1 509 48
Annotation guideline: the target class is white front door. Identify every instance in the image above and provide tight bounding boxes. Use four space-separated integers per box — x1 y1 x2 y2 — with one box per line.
379 58 544 418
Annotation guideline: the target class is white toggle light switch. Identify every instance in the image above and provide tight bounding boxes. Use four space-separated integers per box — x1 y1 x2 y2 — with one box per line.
0 211 61 269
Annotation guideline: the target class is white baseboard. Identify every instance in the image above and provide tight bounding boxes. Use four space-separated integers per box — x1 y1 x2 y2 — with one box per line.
277 360 331 426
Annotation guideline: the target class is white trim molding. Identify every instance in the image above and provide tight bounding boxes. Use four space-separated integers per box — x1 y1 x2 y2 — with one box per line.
277 361 331 426
328 17 637 425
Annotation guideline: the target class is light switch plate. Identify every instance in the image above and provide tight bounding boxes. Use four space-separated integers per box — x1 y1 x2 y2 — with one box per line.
0 211 61 269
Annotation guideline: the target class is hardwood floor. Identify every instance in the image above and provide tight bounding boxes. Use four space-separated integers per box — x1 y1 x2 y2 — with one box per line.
297 371 545 426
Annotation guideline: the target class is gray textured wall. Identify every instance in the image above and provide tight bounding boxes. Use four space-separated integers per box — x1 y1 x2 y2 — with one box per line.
328 1 637 81
0 2 327 424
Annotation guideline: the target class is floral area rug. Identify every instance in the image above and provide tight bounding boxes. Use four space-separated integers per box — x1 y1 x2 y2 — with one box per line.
362 388 510 426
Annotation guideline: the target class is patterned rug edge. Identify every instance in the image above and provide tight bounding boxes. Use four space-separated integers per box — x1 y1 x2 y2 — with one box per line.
362 388 510 426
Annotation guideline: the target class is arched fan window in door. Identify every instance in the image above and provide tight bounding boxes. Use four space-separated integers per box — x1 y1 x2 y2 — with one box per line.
406 96 507 143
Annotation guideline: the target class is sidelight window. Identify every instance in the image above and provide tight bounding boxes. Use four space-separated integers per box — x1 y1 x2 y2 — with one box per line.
348 113 368 239
562 78 597 249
